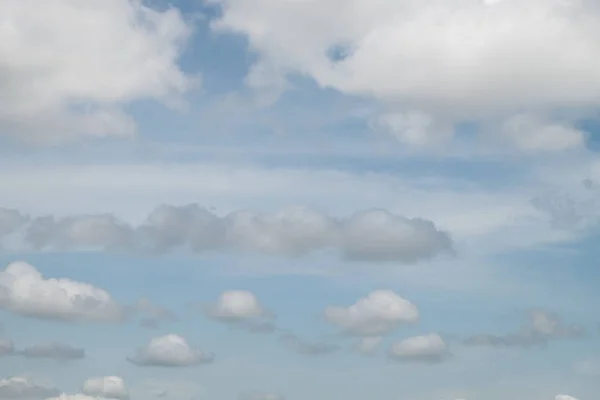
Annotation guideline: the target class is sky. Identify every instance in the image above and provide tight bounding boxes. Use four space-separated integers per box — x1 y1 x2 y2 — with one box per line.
0 1 599 400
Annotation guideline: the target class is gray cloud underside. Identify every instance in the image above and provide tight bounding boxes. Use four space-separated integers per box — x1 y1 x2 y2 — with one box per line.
0 204 453 263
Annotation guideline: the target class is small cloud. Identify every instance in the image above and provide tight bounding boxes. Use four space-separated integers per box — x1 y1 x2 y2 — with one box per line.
127 334 214 367
389 334 449 363
325 290 419 336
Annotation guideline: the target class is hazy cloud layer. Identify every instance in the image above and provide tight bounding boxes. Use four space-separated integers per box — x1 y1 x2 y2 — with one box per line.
0 376 60 399
464 310 584 348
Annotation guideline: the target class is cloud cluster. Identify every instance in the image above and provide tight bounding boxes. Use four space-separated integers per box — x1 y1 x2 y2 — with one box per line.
1 205 452 263
0 0 194 143
0 376 60 399
127 334 214 367
325 290 419 336
0 261 125 323
463 310 584 348
210 0 600 150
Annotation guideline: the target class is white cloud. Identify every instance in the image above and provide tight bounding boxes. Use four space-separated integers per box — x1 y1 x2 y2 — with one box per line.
211 0 600 117
205 290 268 321
0 0 194 143
82 377 128 400
127 334 214 367
555 395 579 400
324 290 419 336
389 333 448 362
0 261 125 322
0 376 60 399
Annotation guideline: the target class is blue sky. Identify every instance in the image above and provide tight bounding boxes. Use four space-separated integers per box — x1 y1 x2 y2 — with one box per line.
0 1 599 400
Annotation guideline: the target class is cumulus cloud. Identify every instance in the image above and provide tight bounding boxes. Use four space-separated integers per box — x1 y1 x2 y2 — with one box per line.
0 261 125 323
463 310 584 348
82 376 128 400
127 334 214 367
279 332 339 356
209 0 600 150
18 343 84 360
204 290 268 321
0 376 60 399
0 0 194 143
15 205 452 263
211 0 600 115
389 333 448 363
325 290 419 336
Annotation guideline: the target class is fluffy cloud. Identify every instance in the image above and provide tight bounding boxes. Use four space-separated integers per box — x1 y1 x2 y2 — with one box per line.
205 290 268 321
211 0 600 116
17 205 452 263
82 376 128 400
127 334 214 367
325 290 419 336
463 310 584 348
209 0 600 151
0 261 124 323
389 333 448 363
18 343 84 360
0 376 60 399
0 0 194 143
